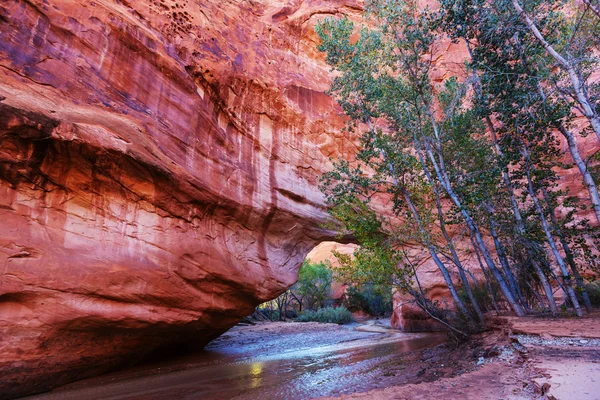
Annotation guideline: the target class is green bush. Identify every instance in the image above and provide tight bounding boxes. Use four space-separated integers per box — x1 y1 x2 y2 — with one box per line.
296 306 355 324
458 279 501 314
343 283 392 317
584 280 600 306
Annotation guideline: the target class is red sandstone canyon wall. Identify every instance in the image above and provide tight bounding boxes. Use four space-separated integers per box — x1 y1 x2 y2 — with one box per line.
0 0 363 397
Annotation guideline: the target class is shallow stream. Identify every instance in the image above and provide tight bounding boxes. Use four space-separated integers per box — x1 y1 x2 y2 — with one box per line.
25 322 446 400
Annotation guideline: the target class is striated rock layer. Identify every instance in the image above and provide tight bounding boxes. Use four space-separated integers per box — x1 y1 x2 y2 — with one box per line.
0 0 363 397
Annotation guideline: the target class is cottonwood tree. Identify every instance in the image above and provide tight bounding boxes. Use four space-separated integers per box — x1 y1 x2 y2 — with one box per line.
510 0 600 141
317 0 524 332
317 0 598 330
295 260 333 311
439 0 598 315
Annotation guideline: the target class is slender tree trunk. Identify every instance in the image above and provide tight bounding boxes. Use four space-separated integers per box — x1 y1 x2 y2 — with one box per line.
420 138 526 316
409 264 468 339
291 292 303 313
362 116 472 320
526 281 547 311
401 188 472 318
511 0 600 142
541 187 593 313
401 40 525 316
547 263 570 299
557 125 600 225
510 31 600 226
560 235 592 313
416 144 486 323
531 259 559 315
436 192 486 323
470 234 500 314
521 145 583 316
485 205 531 312
583 0 600 19
465 51 561 315
491 134 560 314
466 40 529 235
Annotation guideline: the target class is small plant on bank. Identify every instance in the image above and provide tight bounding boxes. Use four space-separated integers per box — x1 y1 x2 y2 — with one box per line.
458 280 502 315
584 280 600 306
296 306 355 324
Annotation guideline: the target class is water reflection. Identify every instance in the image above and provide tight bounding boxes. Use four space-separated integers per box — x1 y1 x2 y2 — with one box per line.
250 362 263 389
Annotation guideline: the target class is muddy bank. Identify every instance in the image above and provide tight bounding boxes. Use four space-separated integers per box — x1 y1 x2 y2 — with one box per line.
330 313 600 400
322 329 536 400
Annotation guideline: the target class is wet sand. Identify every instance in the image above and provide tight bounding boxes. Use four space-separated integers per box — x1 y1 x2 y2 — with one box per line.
329 313 600 400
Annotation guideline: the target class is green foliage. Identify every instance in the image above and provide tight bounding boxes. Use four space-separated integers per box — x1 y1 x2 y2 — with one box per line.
583 280 600 306
296 306 356 324
316 0 599 330
343 283 393 317
295 260 333 310
458 280 500 314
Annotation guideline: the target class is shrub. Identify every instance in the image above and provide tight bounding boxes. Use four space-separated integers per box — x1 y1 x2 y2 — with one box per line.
584 280 600 306
458 279 501 314
343 283 392 317
296 306 355 324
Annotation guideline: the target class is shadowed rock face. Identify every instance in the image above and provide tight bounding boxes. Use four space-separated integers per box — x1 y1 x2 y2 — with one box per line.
0 0 363 397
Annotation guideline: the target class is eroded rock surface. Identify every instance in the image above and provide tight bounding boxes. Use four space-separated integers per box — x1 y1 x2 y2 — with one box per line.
0 0 362 397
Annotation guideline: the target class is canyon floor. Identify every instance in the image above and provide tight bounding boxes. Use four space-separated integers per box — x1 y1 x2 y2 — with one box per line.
332 313 600 400
22 314 600 400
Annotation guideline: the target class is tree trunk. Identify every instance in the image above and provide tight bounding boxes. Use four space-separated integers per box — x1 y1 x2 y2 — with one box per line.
420 138 526 316
404 41 525 316
466 56 560 315
437 195 486 323
417 144 486 323
541 186 593 313
521 146 583 316
526 280 547 311
363 116 472 321
531 259 559 316
485 204 531 312
557 125 600 225
401 189 472 318
583 0 600 19
467 40 562 316
470 233 500 314
510 31 600 226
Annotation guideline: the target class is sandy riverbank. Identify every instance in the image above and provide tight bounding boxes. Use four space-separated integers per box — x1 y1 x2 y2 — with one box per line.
326 313 600 400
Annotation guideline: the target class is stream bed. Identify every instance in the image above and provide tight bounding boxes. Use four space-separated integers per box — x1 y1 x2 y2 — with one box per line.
24 322 447 400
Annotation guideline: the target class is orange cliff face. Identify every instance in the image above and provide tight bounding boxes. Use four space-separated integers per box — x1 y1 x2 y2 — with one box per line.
0 0 363 397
